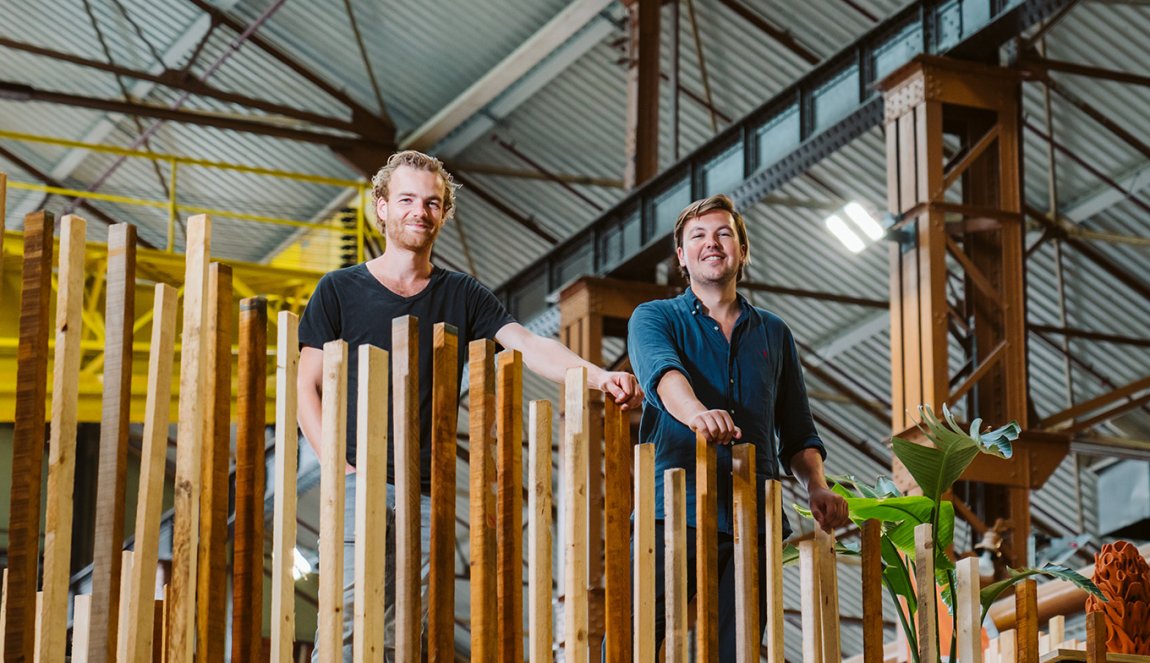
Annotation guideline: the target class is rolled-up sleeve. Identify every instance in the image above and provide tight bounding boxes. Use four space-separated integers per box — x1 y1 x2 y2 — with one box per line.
775 322 826 474
627 303 688 412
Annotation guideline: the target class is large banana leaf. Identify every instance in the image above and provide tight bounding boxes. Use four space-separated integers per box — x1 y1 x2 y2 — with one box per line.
979 564 1106 622
894 405 1018 502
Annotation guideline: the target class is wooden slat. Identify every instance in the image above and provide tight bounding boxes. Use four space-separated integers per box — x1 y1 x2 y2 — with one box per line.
153 599 165 663
119 284 178 663
799 539 823 663
695 433 718 661
765 480 785 663
862 520 884 663
528 400 554 663
1048 615 1065 649
1016 580 1039 663
6 211 54 663
234 297 268 663
988 636 1000 663
72 595 92 663
957 556 983 663
915 524 938 663
1085 611 1105 663
664 468 688 663
1001 628 1017 663
469 340 497 663
317 340 349 663
39 214 87 663
89 222 136 663
354 344 388 663
1 569 8 654
604 399 631 663
731 444 759 663
117 551 133 661
564 367 590 663
166 214 211 663
898 112 917 213
429 324 460 663
495 349 525 663
197 263 231 663
392 316 421 663
817 528 841 663
633 444 655 663
271 311 300 663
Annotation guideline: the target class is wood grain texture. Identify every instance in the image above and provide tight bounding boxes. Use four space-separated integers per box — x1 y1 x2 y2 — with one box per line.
497 350 524 663
317 341 348 663
695 433 718 662
271 311 300 663
6 211 54 663
956 556 983 663
731 444 759 663
764 480 785 663
429 324 459 663
197 263 231 663
392 316 421 663
862 520 885 663
799 539 823 663
603 399 631 663
234 296 268 663
915 524 938 663
1016 579 1039 663
664 468 688 663
119 284 178 663
1001 628 1017 663
817 528 841 663
39 214 87 663
354 344 388 663
1085 611 1106 663
89 222 136 663
564 367 589 663
633 444 655 663
72 594 91 663
468 340 497 663
166 214 211 663
1048 615 1065 649
528 400 553 663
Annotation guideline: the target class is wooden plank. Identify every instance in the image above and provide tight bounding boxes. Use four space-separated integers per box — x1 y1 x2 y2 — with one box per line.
34 592 42 661
271 311 300 663
119 284 178 663
1016 579 1039 663
469 340 497 663
696 433 718 661
915 524 938 663
6 210 54 663
317 340 348 663
564 367 590 663
898 112 916 213
153 599 165 663
234 296 268 663
166 214 211 663
1048 616 1065 649
988 636 1000 663
392 316 421 663
89 222 136 663
817 528 842 663
197 263 231 663
633 444 655 663
604 399 631 663
39 214 87 663
862 520 884 663
528 400 554 663
496 349 524 663
1001 628 1017 663
664 468 688 663
957 556 984 663
765 480 785 663
1 569 7 654
1040 634 1051 654
354 344 388 663
117 551 133 661
799 539 823 663
731 444 759 663
72 595 92 663
429 324 460 663
1085 611 1106 663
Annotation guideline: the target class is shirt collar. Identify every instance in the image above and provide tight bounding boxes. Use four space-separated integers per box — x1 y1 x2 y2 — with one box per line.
682 287 752 318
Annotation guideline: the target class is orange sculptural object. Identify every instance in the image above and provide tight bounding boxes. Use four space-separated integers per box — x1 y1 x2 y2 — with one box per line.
1086 540 1150 654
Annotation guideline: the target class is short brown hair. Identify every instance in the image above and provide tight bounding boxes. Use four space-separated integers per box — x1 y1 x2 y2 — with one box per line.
371 150 459 225
673 194 751 281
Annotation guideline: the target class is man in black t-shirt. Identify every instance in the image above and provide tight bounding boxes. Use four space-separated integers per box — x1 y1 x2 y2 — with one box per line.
298 150 641 661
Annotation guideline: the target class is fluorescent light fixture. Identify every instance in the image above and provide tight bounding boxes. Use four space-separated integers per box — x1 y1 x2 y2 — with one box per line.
844 202 884 241
825 214 865 253
292 546 312 581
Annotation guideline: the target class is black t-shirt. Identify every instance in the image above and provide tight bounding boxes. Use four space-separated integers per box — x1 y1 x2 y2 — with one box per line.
298 263 515 490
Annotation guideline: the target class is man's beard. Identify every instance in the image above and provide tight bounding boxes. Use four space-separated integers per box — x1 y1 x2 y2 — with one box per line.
385 215 439 251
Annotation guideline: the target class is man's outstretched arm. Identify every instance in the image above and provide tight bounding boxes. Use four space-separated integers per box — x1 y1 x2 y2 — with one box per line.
790 448 850 532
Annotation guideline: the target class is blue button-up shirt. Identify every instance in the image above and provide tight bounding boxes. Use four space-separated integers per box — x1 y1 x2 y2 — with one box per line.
628 289 825 537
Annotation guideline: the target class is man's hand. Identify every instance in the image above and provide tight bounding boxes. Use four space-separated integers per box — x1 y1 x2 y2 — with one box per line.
598 370 644 410
689 408 742 445
808 485 850 532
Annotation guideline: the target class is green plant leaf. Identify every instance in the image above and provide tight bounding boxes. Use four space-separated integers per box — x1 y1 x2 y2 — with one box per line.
892 435 980 503
978 564 1107 622
874 475 902 498
881 536 917 615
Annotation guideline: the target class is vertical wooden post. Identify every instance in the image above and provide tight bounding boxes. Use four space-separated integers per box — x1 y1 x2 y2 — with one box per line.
429 324 460 663
956 556 983 663
354 345 388 663
469 340 497 663
1000 629 1017 663
1015 579 1039 663
0 569 8 654
119 284 178 663
1085 611 1106 663
271 311 300 663
38 214 87 663
166 214 211 663
664 468 688 663
914 523 938 663
5 211 54 663
604 399 631 663
862 520 884 663
1047 615 1065 649
799 540 823 663
392 316 421 663
987 636 1000 663
197 263 232 663
117 551 134 660
696 433 718 661
817 528 841 663
528 400 554 663
764 480 785 663
564 367 590 663
90 222 136 663
317 341 348 663
496 350 524 663
234 297 268 663
633 444 655 663
73 595 92 663
731 444 759 663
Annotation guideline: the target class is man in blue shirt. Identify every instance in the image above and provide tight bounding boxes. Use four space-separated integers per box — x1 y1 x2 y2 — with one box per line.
627 193 849 659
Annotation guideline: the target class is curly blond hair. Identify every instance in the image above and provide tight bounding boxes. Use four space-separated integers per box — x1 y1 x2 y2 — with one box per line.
371 151 459 225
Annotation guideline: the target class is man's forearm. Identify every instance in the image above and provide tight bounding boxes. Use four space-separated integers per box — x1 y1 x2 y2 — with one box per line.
519 334 602 385
656 370 706 427
789 447 830 493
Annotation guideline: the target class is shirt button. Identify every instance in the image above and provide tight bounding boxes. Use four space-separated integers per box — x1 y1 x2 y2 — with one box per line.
729 409 735 414
713 325 719 331
730 378 734 384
